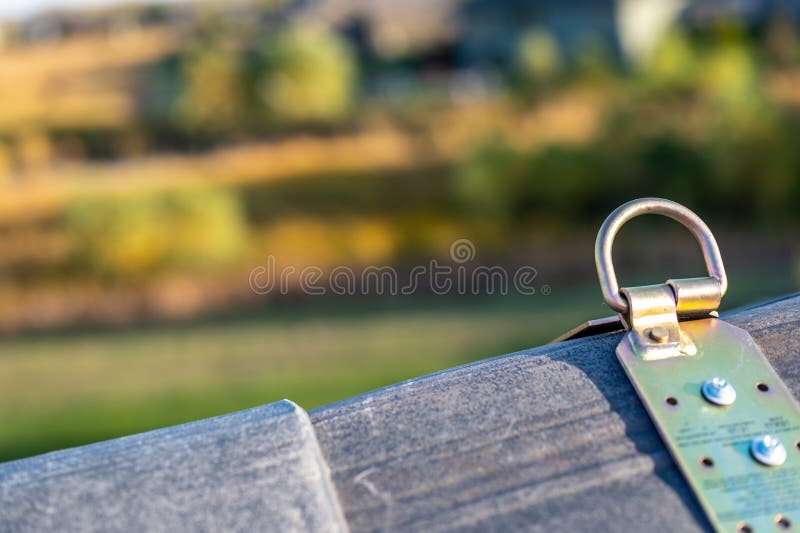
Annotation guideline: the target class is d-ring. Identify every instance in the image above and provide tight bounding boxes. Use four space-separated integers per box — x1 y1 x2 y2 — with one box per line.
595 198 727 313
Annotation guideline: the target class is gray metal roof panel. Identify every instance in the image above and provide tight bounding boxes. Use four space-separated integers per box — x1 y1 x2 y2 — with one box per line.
309 294 800 532
0 399 347 532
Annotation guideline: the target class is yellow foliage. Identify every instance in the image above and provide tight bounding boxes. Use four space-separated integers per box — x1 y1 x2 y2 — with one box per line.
176 47 245 133
644 31 696 87
0 28 175 132
254 217 397 269
16 131 52 171
700 45 758 104
0 142 11 181
259 28 356 122
344 220 396 264
66 187 247 280
517 30 561 80
256 219 341 269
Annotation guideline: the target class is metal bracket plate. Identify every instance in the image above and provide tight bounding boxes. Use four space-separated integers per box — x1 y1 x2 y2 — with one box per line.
549 315 624 344
618 317 800 532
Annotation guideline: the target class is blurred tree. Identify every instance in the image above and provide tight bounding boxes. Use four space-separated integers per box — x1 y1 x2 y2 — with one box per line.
15 130 52 174
174 46 246 136
449 139 528 222
699 43 759 106
707 107 800 227
66 187 247 281
642 31 697 90
524 144 606 220
631 134 709 208
515 29 561 91
764 17 800 67
257 28 357 123
573 37 617 83
0 142 11 182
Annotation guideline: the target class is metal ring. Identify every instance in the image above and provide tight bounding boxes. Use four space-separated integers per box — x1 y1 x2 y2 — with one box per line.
595 198 727 313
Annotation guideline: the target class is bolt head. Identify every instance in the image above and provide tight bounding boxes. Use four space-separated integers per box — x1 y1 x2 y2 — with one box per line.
710 377 726 389
648 326 670 343
701 377 736 406
750 434 787 467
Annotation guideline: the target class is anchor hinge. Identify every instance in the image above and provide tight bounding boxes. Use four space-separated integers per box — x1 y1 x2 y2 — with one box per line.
621 276 721 360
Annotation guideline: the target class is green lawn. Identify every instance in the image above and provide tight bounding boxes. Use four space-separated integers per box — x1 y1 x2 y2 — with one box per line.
0 267 795 463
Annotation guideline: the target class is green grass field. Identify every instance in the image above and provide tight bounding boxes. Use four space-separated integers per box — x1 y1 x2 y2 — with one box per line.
0 267 795 463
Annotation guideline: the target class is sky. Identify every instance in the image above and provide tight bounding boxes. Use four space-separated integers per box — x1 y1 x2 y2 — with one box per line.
0 0 189 21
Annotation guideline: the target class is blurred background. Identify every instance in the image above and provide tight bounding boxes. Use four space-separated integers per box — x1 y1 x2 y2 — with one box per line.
0 0 798 462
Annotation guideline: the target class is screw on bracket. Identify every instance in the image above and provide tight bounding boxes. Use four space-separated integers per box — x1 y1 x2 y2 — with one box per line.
701 377 736 406
647 326 670 344
750 435 787 467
